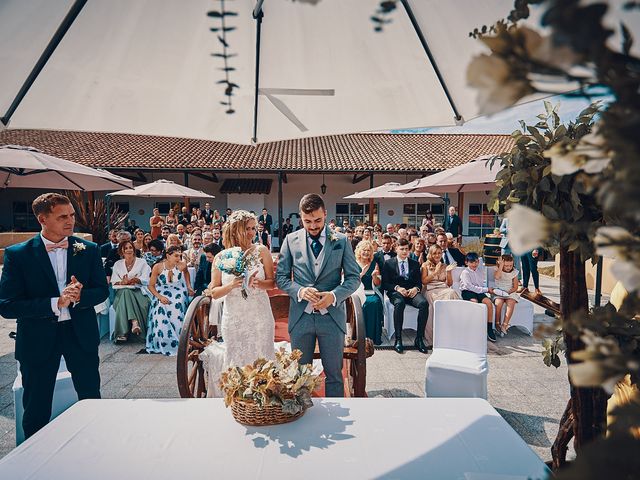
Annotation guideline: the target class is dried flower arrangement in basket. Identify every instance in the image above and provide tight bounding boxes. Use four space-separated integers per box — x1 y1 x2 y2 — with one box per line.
219 348 322 426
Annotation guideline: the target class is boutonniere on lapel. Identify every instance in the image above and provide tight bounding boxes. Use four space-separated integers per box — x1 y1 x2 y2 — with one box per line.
328 232 338 243
72 242 86 256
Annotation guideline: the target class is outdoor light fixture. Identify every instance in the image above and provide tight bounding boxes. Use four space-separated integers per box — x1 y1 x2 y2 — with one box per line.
321 174 327 194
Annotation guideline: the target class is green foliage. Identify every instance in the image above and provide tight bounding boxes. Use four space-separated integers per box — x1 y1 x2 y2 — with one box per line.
488 102 602 261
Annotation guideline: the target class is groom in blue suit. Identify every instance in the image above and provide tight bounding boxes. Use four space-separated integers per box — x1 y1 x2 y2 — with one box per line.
0 193 108 439
276 194 360 397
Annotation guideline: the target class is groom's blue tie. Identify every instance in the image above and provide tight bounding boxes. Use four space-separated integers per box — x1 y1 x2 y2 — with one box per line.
310 234 323 258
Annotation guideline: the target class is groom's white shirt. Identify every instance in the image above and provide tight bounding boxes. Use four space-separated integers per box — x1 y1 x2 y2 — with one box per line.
41 233 71 321
297 228 337 314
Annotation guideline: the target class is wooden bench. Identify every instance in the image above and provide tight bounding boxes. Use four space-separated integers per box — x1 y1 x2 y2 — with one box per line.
176 292 374 398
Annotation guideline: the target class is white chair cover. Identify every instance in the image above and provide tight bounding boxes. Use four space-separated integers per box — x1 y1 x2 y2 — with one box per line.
383 296 419 339
425 300 488 399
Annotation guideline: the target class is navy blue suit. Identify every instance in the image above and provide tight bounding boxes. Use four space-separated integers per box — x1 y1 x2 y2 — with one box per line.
0 234 108 438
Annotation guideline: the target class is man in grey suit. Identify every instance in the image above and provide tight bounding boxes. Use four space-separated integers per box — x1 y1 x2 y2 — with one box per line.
276 194 360 397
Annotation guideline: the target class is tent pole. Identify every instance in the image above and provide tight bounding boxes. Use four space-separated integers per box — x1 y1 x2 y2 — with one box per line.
251 7 264 144
183 172 190 212
278 172 284 249
105 193 111 232
399 0 462 123
369 174 374 225
457 191 464 239
1 0 88 125
594 256 603 307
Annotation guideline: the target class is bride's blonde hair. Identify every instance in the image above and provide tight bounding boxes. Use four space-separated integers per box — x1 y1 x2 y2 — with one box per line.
222 210 257 250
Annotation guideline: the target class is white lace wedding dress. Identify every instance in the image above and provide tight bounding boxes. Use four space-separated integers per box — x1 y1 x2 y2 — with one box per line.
200 247 275 397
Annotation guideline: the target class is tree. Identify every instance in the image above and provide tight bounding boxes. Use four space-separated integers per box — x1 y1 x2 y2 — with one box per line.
467 1 640 475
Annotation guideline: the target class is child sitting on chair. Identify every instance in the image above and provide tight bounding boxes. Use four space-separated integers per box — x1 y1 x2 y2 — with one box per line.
492 254 520 337
459 252 496 342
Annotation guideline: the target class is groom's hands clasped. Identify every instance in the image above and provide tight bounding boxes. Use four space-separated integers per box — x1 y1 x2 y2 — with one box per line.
300 287 335 310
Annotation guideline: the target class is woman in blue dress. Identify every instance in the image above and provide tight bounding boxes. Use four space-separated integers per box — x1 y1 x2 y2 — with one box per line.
146 245 194 355
355 240 384 345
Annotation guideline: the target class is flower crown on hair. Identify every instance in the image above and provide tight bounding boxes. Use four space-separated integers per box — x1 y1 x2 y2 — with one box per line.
227 210 257 225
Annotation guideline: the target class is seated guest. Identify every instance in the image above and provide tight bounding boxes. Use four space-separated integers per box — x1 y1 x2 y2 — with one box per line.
344 228 355 250
421 245 459 345
202 231 213 247
101 229 118 257
104 230 140 278
132 228 146 252
111 240 151 343
446 232 466 255
160 225 171 244
374 233 396 275
459 252 496 342
492 254 520 336
211 227 224 249
143 239 165 267
176 223 188 247
382 238 429 354
355 240 384 345
426 232 437 247
397 228 408 240
184 232 204 268
142 233 153 253
146 246 193 356
410 237 427 266
281 217 294 237
255 221 270 249
361 227 373 243
436 233 465 265
166 233 184 251
194 243 221 294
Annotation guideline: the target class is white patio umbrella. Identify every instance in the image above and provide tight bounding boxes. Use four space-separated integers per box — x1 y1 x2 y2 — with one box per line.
0 0 603 144
108 179 214 199
393 156 500 194
0 144 133 190
393 156 500 229
345 182 440 224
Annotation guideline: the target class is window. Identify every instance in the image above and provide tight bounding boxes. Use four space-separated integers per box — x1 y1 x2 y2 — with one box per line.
402 203 444 227
114 202 129 214
12 202 40 231
335 203 378 227
467 203 500 238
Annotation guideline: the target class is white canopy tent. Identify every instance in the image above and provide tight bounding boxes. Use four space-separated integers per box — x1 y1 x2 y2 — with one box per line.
0 0 591 145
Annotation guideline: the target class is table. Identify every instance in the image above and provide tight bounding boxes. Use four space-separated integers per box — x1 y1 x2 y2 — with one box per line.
0 398 549 480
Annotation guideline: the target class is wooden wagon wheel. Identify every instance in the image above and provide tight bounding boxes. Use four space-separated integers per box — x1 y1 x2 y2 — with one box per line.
176 295 216 398
345 295 371 398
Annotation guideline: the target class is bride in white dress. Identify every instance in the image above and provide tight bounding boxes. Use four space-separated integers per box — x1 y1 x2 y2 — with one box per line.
202 210 275 396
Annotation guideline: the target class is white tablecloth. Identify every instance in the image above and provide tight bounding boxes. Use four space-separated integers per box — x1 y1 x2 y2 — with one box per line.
0 398 549 480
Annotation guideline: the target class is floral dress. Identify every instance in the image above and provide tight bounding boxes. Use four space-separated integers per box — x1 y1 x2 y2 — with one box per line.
146 264 189 355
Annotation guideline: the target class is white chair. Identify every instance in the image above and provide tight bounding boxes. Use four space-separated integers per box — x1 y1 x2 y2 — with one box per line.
450 266 466 296
383 296 419 339
486 266 534 335
424 300 488 399
108 305 117 340
13 357 78 445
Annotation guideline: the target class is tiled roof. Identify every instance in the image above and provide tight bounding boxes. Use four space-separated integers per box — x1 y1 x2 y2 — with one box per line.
0 129 513 173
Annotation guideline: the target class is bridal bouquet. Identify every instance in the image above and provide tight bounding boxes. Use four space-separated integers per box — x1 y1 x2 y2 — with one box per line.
215 247 257 299
220 348 322 424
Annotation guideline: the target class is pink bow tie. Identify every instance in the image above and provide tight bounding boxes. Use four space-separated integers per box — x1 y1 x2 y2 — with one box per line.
45 239 68 252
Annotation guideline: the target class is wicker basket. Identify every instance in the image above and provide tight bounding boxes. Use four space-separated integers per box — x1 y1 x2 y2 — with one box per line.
230 400 306 426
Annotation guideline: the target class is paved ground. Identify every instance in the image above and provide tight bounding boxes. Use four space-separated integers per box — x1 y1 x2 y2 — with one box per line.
0 265 593 464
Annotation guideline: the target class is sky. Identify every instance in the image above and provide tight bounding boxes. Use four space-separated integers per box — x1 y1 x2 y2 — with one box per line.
389 91 612 135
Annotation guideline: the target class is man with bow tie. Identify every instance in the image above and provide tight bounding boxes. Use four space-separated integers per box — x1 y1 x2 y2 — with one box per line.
0 193 108 439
